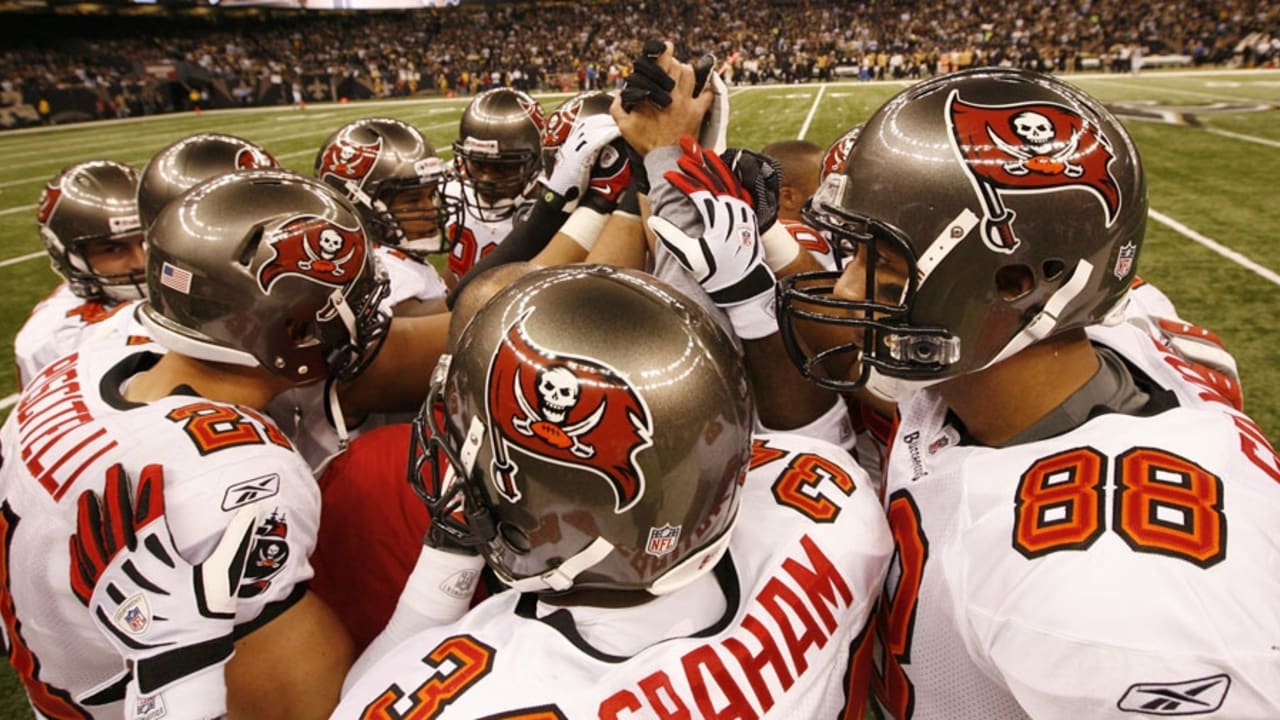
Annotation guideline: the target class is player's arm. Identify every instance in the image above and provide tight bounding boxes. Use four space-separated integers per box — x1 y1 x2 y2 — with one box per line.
337 311 453 417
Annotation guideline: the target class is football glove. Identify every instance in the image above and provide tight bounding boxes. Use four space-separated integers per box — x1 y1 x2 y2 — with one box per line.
540 113 622 211
649 134 779 339
69 463 259 720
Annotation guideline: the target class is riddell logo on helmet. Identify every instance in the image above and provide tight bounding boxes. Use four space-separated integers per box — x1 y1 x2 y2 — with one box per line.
319 134 382 185
946 90 1121 253
257 215 366 291
35 180 62 224
485 309 654 513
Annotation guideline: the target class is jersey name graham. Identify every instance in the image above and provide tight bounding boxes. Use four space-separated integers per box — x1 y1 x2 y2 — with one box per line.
336 432 893 719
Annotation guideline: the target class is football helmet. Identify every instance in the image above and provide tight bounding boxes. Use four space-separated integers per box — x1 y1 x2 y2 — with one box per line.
139 169 390 385
36 160 145 301
411 265 753 595
315 117 459 258
137 133 277 228
779 68 1147 395
452 88 544 221
540 90 614 171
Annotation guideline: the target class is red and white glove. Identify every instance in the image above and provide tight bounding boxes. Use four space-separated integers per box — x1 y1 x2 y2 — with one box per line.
649 134 778 339
540 114 622 212
69 463 259 720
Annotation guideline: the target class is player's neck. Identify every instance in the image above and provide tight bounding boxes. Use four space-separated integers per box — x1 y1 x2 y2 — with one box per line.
936 329 1100 447
123 352 293 409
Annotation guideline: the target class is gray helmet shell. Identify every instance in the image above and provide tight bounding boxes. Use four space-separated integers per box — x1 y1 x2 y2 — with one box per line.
138 133 277 228
37 160 144 302
139 169 389 384
427 265 753 594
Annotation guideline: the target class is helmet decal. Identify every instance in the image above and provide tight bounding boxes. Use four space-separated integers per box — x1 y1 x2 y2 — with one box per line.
542 96 585 150
235 146 277 170
821 125 861 182
515 94 547 133
257 215 367 291
484 308 654 512
946 89 1121 253
36 179 63 225
318 133 383 187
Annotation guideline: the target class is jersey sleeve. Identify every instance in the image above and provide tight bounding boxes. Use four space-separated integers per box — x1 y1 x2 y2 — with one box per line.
162 445 322 632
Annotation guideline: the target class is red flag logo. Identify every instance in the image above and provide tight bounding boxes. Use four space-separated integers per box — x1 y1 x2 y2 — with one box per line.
541 96 585 151
485 310 653 512
36 179 62 225
821 124 862 181
318 133 382 186
235 146 278 170
947 90 1121 252
257 215 367 291
516 94 547 133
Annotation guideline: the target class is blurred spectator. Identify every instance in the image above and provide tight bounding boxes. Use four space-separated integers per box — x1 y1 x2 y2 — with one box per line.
0 0 1274 123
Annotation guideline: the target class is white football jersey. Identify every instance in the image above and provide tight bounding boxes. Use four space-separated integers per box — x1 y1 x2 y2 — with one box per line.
440 179 525 280
334 432 892 719
871 321 1280 719
373 244 447 313
0 338 321 718
13 284 136 390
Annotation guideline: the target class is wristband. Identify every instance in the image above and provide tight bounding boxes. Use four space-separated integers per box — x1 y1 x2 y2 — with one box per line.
761 222 801 272
558 206 610 252
127 663 228 720
401 544 485 622
724 291 779 341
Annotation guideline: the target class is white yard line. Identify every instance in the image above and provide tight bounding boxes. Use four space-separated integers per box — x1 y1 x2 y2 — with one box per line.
0 250 44 268
0 203 36 217
1204 128 1280 149
1149 209 1280 287
796 85 826 141
0 393 16 411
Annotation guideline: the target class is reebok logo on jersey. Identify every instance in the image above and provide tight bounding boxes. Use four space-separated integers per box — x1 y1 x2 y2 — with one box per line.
222 474 280 510
1117 673 1230 715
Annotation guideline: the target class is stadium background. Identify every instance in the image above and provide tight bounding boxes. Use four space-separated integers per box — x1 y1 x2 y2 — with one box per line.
0 0 1277 710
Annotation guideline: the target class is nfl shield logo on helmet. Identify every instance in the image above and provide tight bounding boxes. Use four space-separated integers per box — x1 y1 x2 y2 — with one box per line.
646 524 682 557
1114 241 1137 279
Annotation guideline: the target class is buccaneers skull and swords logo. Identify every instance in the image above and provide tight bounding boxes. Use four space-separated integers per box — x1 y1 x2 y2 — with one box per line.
483 309 654 513
946 90 1122 253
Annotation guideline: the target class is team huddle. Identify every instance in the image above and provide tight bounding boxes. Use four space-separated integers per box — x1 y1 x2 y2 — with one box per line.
1 38 1277 720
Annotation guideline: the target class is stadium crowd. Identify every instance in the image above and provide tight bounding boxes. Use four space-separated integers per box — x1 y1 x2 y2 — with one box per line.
1 0 1277 123
3 5 1280 711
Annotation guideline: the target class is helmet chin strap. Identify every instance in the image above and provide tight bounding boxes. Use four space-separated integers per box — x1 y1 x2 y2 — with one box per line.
986 258 1095 370
500 537 616 593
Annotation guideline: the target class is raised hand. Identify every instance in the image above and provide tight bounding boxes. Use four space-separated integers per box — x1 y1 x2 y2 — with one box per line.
648 135 779 339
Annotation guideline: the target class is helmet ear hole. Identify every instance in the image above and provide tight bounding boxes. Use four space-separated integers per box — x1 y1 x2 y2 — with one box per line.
1042 259 1066 282
995 264 1035 301
499 522 532 554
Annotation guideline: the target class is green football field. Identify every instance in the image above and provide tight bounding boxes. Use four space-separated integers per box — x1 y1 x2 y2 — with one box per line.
0 68 1276 714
